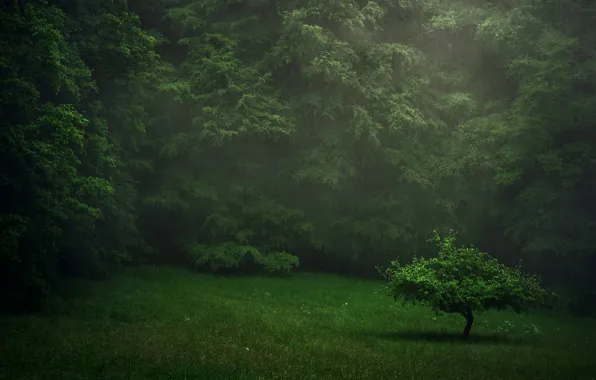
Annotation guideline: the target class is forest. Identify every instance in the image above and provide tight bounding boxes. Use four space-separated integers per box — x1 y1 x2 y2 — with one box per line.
1 0 596 379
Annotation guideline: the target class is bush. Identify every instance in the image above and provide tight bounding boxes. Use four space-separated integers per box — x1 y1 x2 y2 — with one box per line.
257 251 300 273
185 242 299 274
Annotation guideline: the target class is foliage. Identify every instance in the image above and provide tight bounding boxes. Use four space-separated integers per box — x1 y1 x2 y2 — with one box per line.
381 230 547 336
0 3 107 309
258 251 300 273
186 242 299 274
2 0 596 313
0 0 159 310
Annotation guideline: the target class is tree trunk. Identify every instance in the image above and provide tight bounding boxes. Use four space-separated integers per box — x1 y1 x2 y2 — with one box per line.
462 307 474 338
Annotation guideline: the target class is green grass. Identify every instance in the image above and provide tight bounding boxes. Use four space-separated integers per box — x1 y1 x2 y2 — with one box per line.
1 266 595 380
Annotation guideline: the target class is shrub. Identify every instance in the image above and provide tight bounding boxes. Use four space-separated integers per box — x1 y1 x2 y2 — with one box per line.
185 242 299 274
257 251 300 273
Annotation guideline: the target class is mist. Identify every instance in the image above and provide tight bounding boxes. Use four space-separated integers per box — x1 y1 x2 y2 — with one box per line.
1 0 595 379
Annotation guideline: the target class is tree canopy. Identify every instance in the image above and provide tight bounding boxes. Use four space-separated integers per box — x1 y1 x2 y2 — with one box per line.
381 230 547 337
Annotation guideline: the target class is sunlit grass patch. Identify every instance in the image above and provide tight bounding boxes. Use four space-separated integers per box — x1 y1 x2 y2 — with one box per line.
0 266 594 379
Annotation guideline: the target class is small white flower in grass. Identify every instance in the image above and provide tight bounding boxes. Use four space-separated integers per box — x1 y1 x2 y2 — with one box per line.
184 317 190 322
245 347 250 351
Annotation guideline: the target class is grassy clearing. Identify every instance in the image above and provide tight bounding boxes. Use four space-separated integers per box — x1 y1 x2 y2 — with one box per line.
0 266 594 380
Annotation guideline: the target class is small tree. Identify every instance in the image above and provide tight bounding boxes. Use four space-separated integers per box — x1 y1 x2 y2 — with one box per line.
380 230 547 338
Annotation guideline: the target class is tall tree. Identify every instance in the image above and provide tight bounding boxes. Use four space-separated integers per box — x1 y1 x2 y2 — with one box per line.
0 3 110 309
0 0 162 309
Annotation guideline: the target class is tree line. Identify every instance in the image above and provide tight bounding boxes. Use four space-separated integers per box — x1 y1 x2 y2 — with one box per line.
1 0 595 314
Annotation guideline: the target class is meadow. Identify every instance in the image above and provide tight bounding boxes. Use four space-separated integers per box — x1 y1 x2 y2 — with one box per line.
0 266 594 380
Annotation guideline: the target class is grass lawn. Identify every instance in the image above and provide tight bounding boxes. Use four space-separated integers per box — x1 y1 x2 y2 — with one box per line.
0 266 594 380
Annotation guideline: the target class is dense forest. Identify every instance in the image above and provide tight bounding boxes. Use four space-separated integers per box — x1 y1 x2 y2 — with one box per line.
1 0 595 315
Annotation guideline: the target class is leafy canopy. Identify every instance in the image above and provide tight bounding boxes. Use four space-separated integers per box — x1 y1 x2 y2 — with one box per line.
381 230 547 315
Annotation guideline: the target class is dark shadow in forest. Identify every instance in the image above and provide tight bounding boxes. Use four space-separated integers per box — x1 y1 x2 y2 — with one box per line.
366 330 527 345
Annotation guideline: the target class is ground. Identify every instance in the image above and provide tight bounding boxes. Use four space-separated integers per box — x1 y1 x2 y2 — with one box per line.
0 266 594 379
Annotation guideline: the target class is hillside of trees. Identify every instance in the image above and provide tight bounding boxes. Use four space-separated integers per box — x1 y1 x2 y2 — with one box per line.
1 0 595 314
